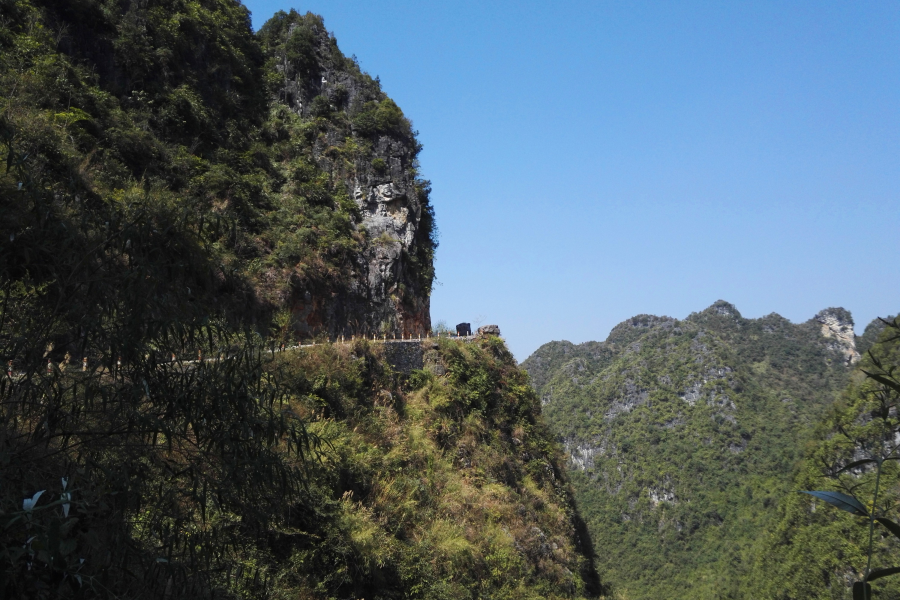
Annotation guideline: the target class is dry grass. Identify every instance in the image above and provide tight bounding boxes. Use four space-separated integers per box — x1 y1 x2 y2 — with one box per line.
270 336 604 598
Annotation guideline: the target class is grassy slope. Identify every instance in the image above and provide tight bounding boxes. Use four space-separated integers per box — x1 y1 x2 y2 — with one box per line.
0 332 605 598
271 336 602 599
522 301 856 599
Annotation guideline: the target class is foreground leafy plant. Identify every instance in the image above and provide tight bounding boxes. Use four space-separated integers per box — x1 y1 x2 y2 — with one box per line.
801 318 900 599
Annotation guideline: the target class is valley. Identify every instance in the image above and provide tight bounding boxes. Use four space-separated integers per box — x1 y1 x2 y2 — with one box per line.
524 302 895 599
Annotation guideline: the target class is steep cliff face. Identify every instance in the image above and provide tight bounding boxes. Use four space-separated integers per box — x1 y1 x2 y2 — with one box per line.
259 11 435 338
4 1 435 342
522 301 869 599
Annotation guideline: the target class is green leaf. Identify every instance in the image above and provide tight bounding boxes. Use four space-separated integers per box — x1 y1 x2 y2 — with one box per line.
853 581 872 600
868 566 900 582
876 517 900 540
800 491 868 516
59 538 76 557
861 370 900 394
837 459 877 474
2 515 23 529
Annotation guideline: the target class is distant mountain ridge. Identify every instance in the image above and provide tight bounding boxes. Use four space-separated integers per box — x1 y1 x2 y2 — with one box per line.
522 301 877 599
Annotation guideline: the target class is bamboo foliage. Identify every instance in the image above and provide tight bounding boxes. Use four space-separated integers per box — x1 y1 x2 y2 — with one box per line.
0 103 317 598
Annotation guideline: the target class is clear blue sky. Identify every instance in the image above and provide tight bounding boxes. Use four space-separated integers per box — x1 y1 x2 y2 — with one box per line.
243 0 899 361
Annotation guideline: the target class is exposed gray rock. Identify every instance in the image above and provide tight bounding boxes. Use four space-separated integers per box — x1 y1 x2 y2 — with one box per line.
648 486 676 507
606 379 649 419
708 300 740 318
478 324 501 336
564 437 607 471
709 392 735 410
814 308 860 365
728 441 746 453
268 16 433 338
679 382 704 406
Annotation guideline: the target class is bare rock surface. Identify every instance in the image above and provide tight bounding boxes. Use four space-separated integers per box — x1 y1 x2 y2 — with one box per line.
267 16 434 338
478 324 501 336
814 307 860 365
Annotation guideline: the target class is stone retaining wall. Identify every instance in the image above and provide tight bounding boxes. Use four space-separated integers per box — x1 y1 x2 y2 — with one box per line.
382 340 424 374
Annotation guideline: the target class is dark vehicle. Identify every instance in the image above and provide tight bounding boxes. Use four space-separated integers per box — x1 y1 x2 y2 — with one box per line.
456 322 472 337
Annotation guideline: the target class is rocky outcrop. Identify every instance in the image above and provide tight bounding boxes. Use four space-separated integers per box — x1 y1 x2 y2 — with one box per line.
563 438 605 471
814 308 860 365
706 300 741 318
648 486 677 507
478 324 501 337
262 13 434 338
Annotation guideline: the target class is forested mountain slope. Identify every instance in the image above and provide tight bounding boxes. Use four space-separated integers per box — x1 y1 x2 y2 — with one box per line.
522 301 871 599
0 1 600 597
751 317 900 600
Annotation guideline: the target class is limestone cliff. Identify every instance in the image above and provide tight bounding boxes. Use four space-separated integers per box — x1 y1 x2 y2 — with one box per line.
814 307 860 365
259 11 435 338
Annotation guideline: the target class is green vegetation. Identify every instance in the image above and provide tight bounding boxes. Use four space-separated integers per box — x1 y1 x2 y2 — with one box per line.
522 302 862 599
0 0 435 337
0 1 597 597
752 318 900 600
9 0 896 597
0 329 603 598
271 336 602 600
256 9 437 312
